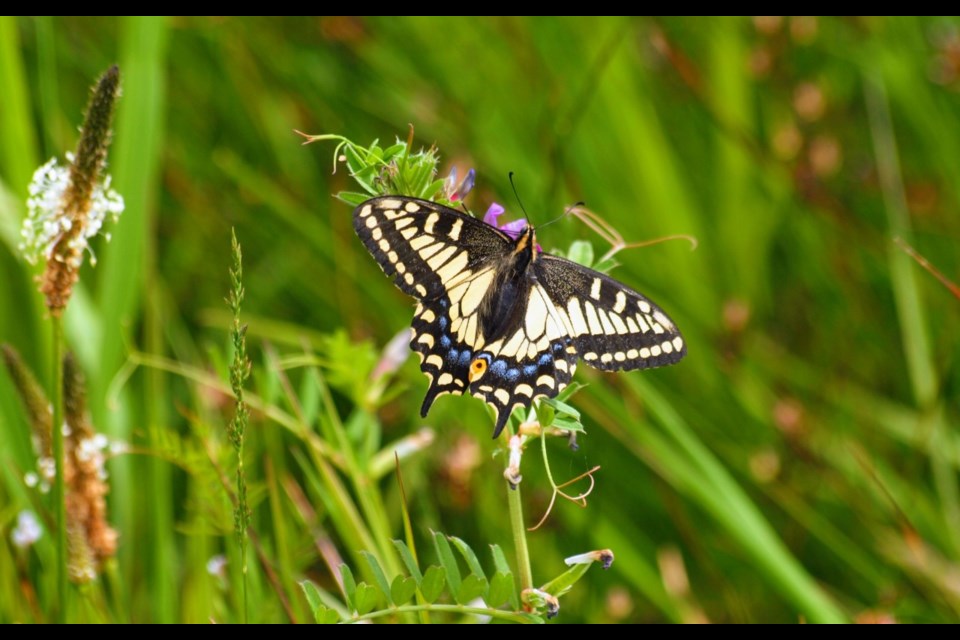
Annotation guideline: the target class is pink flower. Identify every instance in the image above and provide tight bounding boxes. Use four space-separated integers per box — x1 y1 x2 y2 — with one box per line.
483 203 540 252
483 203 528 239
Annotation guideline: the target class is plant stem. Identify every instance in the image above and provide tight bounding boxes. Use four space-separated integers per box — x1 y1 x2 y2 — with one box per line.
348 604 540 624
240 464 248 624
51 315 67 621
505 453 533 593
228 229 251 623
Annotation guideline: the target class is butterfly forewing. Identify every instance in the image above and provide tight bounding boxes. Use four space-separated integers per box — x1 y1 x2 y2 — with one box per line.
535 255 686 371
354 197 510 300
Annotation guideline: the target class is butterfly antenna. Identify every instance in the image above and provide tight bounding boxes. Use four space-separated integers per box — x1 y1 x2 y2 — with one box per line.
538 201 584 231
508 172 529 219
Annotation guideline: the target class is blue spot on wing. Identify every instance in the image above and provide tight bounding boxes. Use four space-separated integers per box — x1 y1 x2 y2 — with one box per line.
490 359 508 377
440 334 451 348
505 368 521 381
523 364 538 377
538 353 553 366
458 351 473 367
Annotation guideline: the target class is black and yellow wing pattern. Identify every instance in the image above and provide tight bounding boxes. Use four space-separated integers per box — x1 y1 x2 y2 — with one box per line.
353 196 686 438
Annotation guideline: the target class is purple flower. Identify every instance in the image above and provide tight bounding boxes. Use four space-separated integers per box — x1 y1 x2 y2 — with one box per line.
483 203 541 253
483 203 528 239
444 167 476 202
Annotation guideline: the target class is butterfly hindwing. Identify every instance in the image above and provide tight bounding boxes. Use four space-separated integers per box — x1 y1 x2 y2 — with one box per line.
535 255 686 371
410 297 471 415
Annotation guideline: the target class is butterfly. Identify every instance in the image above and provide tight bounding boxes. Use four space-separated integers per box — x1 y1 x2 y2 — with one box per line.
353 196 686 438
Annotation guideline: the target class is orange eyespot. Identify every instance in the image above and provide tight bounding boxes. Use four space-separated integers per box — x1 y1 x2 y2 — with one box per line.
468 357 488 382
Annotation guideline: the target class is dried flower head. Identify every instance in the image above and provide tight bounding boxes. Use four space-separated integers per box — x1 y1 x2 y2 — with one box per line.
1 344 118 582
1 344 53 455
63 352 118 581
20 65 122 315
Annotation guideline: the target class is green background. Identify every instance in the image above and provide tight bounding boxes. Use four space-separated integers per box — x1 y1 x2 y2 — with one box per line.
0 16 958 623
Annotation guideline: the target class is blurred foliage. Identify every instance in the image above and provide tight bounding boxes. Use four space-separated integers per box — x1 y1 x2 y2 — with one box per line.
0 16 959 623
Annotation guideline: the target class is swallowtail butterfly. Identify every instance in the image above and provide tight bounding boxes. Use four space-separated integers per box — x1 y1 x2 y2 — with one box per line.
354 196 686 438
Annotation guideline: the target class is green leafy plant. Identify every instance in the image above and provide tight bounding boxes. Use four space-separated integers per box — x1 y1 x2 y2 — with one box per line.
299 531 612 623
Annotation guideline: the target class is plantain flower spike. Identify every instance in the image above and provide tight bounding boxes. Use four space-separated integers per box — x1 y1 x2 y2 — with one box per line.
20 65 123 315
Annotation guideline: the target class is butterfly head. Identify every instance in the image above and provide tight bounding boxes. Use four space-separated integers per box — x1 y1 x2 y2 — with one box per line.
511 224 538 262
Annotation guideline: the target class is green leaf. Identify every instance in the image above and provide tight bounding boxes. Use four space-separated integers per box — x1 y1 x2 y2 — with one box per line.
360 551 393 605
554 381 586 403
449 536 486 580
423 178 446 200
455 574 488 604
552 416 585 433
381 142 406 161
419 565 446 603
314 607 340 625
392 539 424 583
432 530 462 595
487 572 516 609
566 240 594 267
335 191 370 206
490 544 512 575
535 400 556 428
299 580 324 615
539 562 591 599
490 546 520 609
340 564 357 610
390 575 417 605
354 582 382 615
544 396 580 421
554 381 587 400
591 257 619 274
343 144 375 192
351 163 380 188
409 160 437 196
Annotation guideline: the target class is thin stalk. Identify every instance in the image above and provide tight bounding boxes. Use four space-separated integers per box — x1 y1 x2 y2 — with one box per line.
505 432 533 593
227 229 250 623
51 316 67 620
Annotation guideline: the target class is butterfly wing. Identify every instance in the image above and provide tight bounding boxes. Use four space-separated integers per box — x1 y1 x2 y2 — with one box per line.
465 278 579 438
354 196 511 300
354 196 686 439
354 196 514 419
534 254 687 370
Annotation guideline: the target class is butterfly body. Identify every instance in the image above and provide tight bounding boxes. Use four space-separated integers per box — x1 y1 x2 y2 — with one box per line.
353 196 686 438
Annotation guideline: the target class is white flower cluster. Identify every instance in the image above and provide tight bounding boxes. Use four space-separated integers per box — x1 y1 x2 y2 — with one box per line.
20 155 124 267
76 433 110 481
24 429 115 493
206 554 228 578
11 510 42 549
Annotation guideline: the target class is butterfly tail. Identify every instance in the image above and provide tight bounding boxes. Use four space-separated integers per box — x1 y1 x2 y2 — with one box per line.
490 408 511 439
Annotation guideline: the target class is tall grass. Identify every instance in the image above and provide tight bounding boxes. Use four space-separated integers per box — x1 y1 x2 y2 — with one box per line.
0 16 958 622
